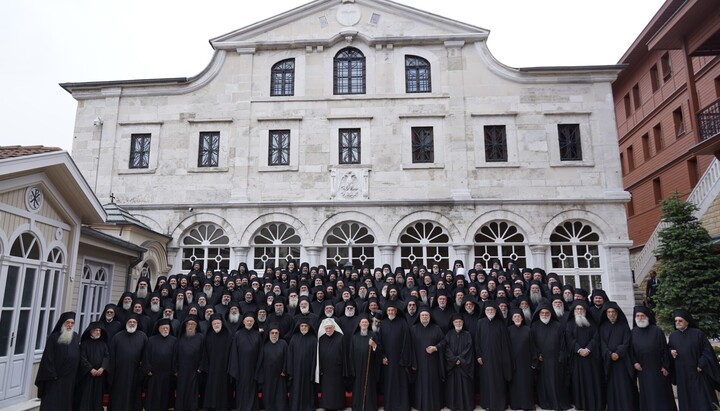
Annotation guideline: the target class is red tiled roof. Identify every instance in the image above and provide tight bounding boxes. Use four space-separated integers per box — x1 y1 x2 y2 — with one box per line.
0 145 63 159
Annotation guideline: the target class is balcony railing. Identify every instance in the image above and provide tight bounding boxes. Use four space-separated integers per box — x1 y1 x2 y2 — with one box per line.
698 98 720 142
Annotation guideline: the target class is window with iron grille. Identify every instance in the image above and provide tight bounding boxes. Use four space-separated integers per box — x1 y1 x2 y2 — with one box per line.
271 59 295 96
411 127 434 163
483 125 507 162
198 132 220 167
129 133 151 169
405 55 431 93
269 130 290 166
339 128 361 164
334 48 365 95
557 124 582 161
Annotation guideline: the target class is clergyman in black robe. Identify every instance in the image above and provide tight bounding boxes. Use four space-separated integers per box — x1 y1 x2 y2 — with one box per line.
348 314 380 411
475 300 512 411
530 303 570 411
507 308 535 411
599 302 638 411
409 306 445 411
286 317 318 411
668 308 720 411
565 300 604 411
317 317 347 411
143 318 177 411
378 300 413 411
630 305 676 411
75 321 109 411
108 313 147 411
228 311 264 411
35 311 80 411
200 313 232 411
443 314 474 411
259 323 289 411
174 315 204 411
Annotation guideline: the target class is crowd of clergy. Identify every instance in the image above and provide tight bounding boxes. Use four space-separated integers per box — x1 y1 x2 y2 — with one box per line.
36 258 720 411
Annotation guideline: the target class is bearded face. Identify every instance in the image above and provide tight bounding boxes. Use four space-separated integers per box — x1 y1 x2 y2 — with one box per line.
136 287 148 300
539 311 551 325
228 312 240 324
574 308 590 327
58 323 74 345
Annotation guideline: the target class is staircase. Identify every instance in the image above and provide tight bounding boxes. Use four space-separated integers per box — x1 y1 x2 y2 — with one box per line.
631 158 720 283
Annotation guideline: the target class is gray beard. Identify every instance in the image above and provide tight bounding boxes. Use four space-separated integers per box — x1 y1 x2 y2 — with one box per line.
58 328 74 345
522 308 532 322
636 319 649 328
575 314 591 327
530 292 542 306
360 329 368 336
123 302 132 311
540 317 551 325
136 288 148 299
176 301 184 311
372 324 380 333
554 307 565 318
150 303 160 313
204 289 213 300
289 300 298 310
185 329 196 337
229 313 240 323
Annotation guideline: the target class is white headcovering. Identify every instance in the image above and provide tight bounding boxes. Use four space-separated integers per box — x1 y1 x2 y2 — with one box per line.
315 317 343 383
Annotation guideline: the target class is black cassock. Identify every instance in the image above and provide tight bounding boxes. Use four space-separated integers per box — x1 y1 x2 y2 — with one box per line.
565 320 604 411
531 319 570 411
76 337 109 411
200 328 232 410
318 332 347 410
143 334 177 411
35 331 80 411
631 324 677 411
108 330 147 411
174 333 204 411
475 317 512 411
377 316 413 411
668 327 720 411
507 323 535 411
600 320 638 411
443 329 474 411
260 339 289 411
228 327 264 411
409 322 445 411
348 331 380 411
286 331 317 411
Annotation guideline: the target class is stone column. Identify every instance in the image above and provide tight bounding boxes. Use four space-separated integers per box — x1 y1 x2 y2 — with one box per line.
528 244 549 268
603 243 634 321
304 246 323 268
377 245 397 267
452 244 473 267
233 247 250 270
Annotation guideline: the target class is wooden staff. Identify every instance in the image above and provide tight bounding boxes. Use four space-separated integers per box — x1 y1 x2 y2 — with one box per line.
361 339 373 411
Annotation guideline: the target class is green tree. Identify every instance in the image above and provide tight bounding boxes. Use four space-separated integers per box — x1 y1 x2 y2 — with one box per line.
653 192 720 336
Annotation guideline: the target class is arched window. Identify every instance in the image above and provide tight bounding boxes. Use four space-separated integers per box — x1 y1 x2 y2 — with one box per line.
10 232 40 259
76 261 111 337
334 48 365 95
399 222 450 270
325 222 376 269
35 248 65 351
271 58 295 96
181 224 231 272
252 223 301 271
550 221 602 290
474 221 528 268
405 55 431 93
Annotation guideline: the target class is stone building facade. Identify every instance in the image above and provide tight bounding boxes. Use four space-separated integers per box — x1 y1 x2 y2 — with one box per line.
61 0 634 308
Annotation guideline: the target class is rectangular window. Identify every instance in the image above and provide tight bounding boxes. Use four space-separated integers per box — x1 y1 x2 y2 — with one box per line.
641 133 651 161
653 124 663 153
129 133 151 169
632 83 641 109
673 107 685 136
339 128 361 164
688 157 699 188
483 125 508 162
557 124 582 161
411 126 434 163
198 132 220 167
661 52 672 81
627 145 635 171
650 64 660 92
624 94 632 117
653 177 662 204
269 130 290 166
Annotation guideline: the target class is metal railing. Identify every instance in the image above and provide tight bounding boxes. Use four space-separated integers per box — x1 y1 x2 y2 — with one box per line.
698 98 720 142
631 158 720 279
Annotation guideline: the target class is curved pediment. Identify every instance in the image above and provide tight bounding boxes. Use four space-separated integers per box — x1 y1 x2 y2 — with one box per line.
210 0 489 51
